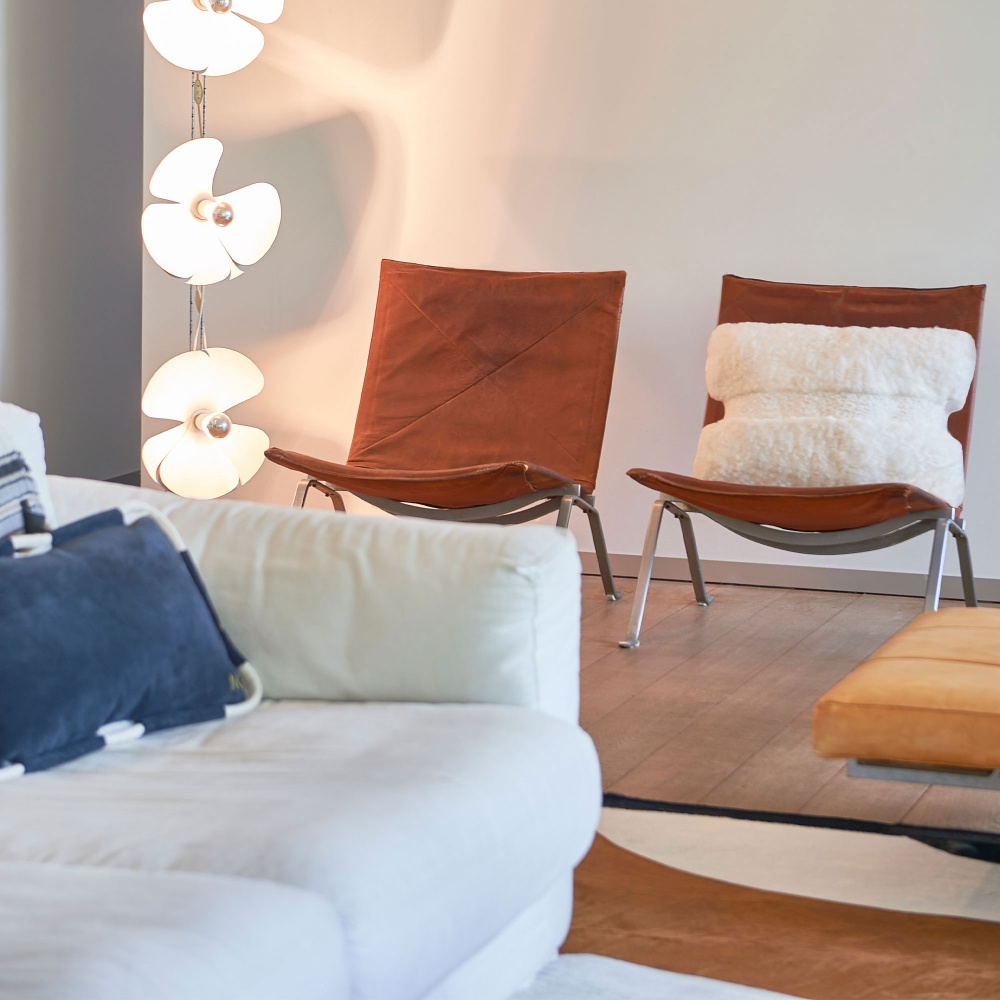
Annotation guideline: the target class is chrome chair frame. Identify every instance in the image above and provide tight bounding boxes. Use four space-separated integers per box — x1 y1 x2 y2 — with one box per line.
620 493 977 648
847 759 1000 791
294 477 622 601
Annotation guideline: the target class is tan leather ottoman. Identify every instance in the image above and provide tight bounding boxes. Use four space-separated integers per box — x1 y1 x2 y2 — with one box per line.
814 608 1000 773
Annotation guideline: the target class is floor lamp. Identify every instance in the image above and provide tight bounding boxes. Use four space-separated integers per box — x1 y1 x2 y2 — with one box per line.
139 0 284 499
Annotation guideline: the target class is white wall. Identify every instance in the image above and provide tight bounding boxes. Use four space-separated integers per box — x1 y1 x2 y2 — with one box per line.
143 0 1000 587
2 2 142 480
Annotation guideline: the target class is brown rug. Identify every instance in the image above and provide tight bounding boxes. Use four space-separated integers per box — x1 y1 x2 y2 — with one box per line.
563 835 1000 1000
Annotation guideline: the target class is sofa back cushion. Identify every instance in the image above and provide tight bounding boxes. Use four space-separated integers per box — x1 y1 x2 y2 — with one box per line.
46 477 583 723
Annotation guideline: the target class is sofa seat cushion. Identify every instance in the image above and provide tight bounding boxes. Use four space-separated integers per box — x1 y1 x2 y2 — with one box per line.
813 608 1000 770
0 701 601 1000
0 860 346 1000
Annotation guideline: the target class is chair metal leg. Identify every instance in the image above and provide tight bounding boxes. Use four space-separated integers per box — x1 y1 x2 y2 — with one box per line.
620 499 667 649
924 517 950 612
673 505 714 608
293 478 312 509
951 517 978 607
292 478 346 512
556 495 574 529
584 501 622 602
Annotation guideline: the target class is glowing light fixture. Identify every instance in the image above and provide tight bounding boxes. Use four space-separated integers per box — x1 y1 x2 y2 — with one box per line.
141 1 282 499
142 348 269 500
143 0 285 77
141 138 281 285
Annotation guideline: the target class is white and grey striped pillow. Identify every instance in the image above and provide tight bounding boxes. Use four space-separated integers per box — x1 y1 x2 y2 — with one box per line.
0 451 47 539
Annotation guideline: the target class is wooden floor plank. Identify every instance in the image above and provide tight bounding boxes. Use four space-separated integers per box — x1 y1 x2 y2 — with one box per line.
700 715 844 813
580 576 628 620
580 578 700 671
592 588 854 797
622 589 857 720
587 702 709 789
801 766 929 824
902 786 1000 834
579 576 1000 831
582 585 784 738
610 713 789 802
706 593 924 728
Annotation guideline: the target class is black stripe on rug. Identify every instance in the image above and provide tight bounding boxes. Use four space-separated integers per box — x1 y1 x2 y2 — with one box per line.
603 792 1000 862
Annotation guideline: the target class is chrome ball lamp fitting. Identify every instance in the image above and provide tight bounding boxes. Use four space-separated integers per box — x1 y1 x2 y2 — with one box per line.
196 411 232 439
205 412 232 438
211 201 234 227
193 199 235 226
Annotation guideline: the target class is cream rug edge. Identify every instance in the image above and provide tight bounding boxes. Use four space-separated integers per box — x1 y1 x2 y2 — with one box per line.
599 806 1000 923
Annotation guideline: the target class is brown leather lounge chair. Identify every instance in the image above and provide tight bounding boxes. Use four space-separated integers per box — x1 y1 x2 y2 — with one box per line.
620 274 985 648
266 259 627 600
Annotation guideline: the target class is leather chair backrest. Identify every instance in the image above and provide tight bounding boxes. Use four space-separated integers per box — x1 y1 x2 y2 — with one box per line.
707 275 986 466
348 260 626 494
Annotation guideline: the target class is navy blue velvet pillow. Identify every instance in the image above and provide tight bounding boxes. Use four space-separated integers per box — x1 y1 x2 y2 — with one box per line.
0 504 260 777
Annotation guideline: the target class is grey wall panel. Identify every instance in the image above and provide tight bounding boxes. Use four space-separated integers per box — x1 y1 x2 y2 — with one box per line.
1 1 142 479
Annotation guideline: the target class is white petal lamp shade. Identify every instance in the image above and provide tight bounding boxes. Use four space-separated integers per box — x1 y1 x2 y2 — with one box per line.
143 0 284 76
142 348 269 500
141 138 281 285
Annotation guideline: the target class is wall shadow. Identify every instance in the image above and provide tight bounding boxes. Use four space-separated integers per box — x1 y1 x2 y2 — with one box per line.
278 0 454 69
202 111 376 348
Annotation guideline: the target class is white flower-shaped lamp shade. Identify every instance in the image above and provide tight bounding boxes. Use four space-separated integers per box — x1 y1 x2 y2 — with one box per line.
142 348 269 500
141 138 281 286
143 0 284 76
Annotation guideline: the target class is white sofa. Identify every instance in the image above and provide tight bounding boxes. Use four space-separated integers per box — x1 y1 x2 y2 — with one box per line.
0 476 602 1000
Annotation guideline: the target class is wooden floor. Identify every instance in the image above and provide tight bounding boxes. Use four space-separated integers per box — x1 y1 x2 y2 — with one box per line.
580 576 1000 833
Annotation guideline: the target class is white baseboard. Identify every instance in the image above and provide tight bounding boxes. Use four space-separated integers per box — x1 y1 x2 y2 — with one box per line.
579 552 999 603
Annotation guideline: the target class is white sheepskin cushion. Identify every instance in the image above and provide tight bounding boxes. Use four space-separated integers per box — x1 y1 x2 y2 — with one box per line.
692 323 977 507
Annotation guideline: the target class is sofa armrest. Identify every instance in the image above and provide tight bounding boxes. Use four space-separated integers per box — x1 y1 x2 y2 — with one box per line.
48 477 583 722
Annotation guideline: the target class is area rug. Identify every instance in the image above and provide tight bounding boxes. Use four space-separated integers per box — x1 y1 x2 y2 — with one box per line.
604 792 1000 861
564 832 1000 999
510 953 789 999
599 805 1000 922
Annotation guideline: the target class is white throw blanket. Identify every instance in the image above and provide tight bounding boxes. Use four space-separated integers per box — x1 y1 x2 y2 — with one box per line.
692 323 976 507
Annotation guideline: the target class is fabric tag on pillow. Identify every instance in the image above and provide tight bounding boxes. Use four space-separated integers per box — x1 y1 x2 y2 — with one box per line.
0 450 47 540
